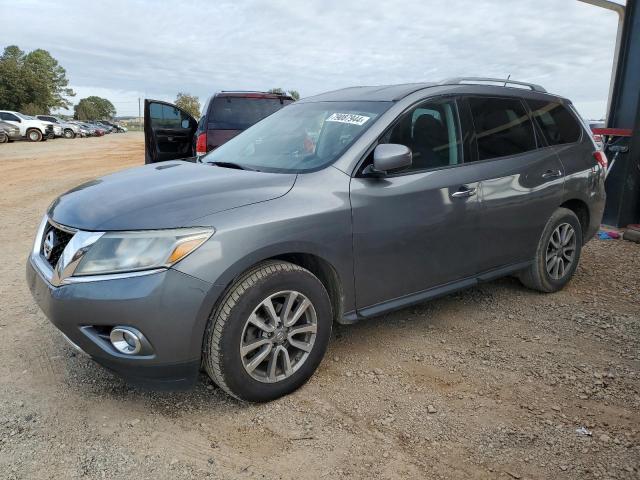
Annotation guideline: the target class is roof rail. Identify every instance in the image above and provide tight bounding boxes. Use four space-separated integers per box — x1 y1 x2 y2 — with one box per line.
439 77 547 93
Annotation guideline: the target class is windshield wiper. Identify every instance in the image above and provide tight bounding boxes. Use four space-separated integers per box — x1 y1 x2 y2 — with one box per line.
209 161 254 171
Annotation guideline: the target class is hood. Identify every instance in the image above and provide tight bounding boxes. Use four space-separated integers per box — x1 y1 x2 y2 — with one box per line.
48 161 296 230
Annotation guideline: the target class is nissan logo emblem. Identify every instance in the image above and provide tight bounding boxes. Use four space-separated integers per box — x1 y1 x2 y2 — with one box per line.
43 230 56 260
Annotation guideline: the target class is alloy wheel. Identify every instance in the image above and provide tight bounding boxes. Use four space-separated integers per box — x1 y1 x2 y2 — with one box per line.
546 223 576 280
240 290 317 383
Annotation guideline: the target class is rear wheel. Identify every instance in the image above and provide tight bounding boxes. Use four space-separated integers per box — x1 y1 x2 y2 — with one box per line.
519 207 582 293
27 129 42 142
203 260 332 402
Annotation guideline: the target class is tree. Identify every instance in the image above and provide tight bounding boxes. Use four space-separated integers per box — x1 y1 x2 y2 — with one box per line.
287 90 300 101
175 92 200 118
74 96 116 120
0 45 75 113
268 88 300 101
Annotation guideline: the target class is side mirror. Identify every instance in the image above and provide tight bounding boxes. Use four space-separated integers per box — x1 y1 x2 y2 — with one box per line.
365 144 412 175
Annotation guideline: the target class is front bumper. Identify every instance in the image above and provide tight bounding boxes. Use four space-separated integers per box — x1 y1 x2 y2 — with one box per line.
26 257 222 389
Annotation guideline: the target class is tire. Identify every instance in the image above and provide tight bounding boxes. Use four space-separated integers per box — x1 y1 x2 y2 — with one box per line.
27 129 42 142
0 134 7 144
519 207 583 293
203 260 332 402
63 129 75 139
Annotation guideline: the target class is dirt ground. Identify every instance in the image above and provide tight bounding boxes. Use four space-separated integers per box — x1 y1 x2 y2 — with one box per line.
0 133 638 480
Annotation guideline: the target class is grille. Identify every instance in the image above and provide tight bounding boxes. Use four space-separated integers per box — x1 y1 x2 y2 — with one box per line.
41 222 74 268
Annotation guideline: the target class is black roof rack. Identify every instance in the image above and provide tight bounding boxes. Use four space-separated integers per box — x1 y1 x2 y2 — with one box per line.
439 77 547 93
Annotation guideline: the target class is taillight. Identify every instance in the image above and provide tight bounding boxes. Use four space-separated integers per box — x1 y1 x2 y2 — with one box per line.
593 151 608 170
196 132 207 155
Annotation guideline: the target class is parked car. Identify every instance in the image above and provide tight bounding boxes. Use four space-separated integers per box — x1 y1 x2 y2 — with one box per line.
93 126 107 136
36 115 81 139
27 78 605 402
144 91 294 162
0 120 21 142
27 115 61 138
91 121 113 133
70 121 97 136
0 110 54 141
68 121 90 137
98 120 127 133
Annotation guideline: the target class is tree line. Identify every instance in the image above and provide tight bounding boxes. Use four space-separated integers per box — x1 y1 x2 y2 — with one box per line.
0 44 301 121
0 45 116 119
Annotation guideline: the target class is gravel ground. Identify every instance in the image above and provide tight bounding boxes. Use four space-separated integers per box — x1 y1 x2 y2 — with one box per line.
0 133 638 479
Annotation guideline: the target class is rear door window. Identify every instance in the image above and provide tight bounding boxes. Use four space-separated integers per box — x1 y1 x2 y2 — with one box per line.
527 99 582 145
468 97 537 160
209 97 293 130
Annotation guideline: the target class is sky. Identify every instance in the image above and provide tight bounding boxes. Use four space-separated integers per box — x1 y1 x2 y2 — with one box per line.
0 0 622 119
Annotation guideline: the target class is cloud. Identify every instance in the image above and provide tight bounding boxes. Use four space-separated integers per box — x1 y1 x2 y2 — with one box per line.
0 0 619 118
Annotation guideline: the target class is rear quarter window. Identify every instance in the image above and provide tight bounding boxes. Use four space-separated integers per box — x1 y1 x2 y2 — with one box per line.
527 99 582 145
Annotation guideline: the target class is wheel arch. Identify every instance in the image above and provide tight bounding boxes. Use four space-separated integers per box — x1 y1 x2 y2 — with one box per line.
559 198 590 242
270 252 345 325
200 246 348 326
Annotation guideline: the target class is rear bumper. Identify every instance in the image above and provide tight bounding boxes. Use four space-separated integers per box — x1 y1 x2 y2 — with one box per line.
26 257 223 389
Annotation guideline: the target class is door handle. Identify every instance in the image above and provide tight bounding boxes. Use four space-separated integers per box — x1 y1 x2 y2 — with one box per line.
450 186 477 198
541 169 562 179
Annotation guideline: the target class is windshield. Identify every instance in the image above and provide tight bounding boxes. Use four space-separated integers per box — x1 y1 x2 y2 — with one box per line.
203 101 391 173
15 112 30 120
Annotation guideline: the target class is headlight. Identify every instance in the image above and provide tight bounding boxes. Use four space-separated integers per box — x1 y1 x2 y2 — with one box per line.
73 228 213 276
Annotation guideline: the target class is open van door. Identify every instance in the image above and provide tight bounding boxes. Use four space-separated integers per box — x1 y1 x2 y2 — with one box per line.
144 99 197 163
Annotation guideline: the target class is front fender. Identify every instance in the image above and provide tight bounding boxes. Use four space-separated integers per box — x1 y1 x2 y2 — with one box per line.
174 168 355 314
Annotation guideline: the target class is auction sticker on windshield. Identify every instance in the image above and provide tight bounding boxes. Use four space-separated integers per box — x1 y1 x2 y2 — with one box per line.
326 113 370 126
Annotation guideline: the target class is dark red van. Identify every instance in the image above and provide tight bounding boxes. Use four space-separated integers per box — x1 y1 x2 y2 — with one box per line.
144 92 294 164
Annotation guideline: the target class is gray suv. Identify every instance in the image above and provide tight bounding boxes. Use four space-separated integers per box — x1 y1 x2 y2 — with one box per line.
26 78 606 402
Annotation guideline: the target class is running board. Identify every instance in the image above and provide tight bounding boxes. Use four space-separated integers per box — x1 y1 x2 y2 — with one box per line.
341 260 532 323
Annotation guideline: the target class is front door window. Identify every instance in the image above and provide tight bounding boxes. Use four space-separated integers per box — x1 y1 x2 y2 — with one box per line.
380 99 462 172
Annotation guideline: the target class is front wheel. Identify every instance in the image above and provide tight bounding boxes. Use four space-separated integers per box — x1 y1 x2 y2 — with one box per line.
63 129 76 139
203 261 332 402
27 129 42 142
519 207 583 293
